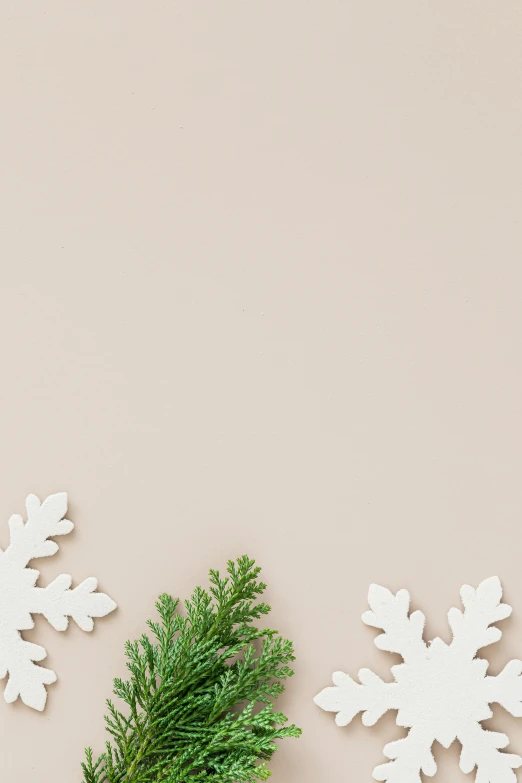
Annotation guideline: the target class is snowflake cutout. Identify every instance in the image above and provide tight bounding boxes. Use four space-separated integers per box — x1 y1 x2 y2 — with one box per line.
0 492 116 711
314 577 522 783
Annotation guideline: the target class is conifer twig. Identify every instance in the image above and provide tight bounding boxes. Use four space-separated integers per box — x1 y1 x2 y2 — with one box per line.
81 556 300 782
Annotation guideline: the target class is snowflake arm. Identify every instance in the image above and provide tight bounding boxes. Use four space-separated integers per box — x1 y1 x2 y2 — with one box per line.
2 493 74 568
448 576 511 658
0 631 56 711
314 669 401 727
459 723 522 783
373 725 436 783
482 659 522 718
30 575 117 632
362 583 427 663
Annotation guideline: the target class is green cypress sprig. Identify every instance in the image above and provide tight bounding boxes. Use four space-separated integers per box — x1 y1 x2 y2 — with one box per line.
81 556 300 782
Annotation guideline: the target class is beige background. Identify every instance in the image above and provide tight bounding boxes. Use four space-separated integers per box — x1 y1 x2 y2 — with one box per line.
1 2 522 781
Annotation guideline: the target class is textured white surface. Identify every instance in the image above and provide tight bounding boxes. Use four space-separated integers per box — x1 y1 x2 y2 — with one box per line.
0 493 116 711
314 577 522 783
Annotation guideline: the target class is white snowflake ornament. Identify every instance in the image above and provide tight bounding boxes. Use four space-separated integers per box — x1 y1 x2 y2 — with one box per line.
0 492 117 711
314 577 522 783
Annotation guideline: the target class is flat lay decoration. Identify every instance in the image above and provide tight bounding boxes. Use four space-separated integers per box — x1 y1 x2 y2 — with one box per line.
314 576 522 783
81 555 300 783
0 492 117 711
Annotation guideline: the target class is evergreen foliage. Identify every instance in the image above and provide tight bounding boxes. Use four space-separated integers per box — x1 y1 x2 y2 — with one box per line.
82 556 300 782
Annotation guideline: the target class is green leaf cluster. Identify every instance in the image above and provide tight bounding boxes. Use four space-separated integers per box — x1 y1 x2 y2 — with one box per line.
82 556 300 782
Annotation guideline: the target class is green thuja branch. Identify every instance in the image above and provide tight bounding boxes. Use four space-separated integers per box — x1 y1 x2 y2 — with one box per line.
81 556 301 782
